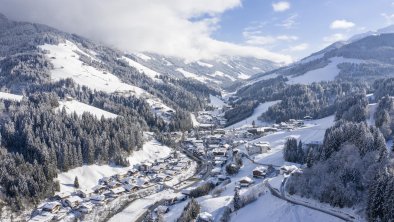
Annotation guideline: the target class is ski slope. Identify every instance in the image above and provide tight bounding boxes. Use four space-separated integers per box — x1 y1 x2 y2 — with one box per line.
57 139 172 193
0 92 23 101
57 99 118 119
288 57 363 85
176 68 209 83
226 100 281 129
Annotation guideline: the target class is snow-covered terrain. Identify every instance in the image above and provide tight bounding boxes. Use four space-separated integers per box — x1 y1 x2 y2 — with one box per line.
226 100 280 129
121 56 161 80
367 103 378 126
209 95 226 108
109 190 175 222
57 139 172 193
0 92 23 101
176 68 209 83
57 99 118 119
40 41 146 96
288 57 364 85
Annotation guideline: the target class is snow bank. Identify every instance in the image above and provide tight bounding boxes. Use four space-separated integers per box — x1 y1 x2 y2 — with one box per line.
0 92 23 101
57 140 172 193
57 100 118 119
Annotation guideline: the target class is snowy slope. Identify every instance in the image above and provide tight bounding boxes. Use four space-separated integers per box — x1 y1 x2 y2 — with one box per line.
176 68 210 83
225 100 281 129
0 92 23 101
121 56 161 80
57 139 172 193
57 100 118 119
40 41 146 96
288 57 363 85
209 95 226 108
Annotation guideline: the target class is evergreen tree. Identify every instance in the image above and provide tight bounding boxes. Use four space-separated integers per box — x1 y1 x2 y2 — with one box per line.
74 176 79 189
234 187 241 211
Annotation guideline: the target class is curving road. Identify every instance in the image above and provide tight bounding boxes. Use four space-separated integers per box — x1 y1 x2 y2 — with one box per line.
265 179 356 222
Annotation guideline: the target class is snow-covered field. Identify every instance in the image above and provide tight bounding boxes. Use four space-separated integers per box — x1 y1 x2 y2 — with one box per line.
40 41 146 96
209 94 226 108
231 190 343 222
225 100 280 129
57 100 118 119
41 41 174 121
0 92 23 101
288 57 364 85
57 140 172 193
108 190 175 222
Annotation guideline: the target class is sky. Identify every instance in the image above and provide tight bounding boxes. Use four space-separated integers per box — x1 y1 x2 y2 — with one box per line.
0 0 393 64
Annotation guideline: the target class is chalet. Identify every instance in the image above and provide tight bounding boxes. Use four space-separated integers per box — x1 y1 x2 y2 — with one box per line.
64 196 83 208
165 170 178 176
246 142 270 155
124 184 141 192
197 212 213 222
280 165 299 175
138 162 153 172
42 202 62 213
239 176 254 187
90 194 106 204
253 166 268 178
53 192 71 201
114 173 127 181
303 116 313 120
128 169 139 176
212 148 227 157
211 167 222 176
74 189 90 198
155 205 170 214
78 202 94 214
107 181 121 188
99 177 112 185
109 187 126 197
92 184 107 194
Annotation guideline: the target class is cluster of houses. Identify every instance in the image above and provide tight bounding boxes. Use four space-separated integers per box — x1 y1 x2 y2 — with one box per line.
29 151 192 222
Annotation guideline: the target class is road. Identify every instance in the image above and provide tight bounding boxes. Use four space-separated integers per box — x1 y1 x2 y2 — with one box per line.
265 179 356 222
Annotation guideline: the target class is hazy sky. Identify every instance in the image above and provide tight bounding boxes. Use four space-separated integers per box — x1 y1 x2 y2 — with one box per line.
1 0 393 63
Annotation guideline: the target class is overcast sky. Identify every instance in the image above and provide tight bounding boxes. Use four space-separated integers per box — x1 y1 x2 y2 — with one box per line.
1 0 393 63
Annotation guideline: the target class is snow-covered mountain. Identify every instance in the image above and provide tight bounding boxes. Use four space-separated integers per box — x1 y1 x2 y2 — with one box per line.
249 27 394 86
124 52 279 87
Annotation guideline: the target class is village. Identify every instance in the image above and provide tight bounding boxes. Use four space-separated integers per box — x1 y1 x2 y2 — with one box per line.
28 96 314 222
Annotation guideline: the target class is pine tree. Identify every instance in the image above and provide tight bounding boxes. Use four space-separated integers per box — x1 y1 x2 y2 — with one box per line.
74 176 79 189
234 187 241 211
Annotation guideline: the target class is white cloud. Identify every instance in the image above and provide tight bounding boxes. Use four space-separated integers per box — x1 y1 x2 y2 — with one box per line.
0 0 292 63
382 13 394 24
277 35 299 41
323 33 347 43
330 19 355 29
289 43 309 51
243 30 298 46
277 14 298 29
272 1 290 12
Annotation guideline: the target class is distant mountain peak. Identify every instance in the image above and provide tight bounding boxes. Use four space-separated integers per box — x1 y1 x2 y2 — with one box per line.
0 13 8 22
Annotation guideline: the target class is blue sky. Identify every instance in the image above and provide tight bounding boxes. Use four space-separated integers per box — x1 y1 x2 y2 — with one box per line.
212 0 394 59
2 0 394 63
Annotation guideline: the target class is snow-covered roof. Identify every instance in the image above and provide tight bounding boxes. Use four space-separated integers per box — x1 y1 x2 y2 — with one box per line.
239 176 254 184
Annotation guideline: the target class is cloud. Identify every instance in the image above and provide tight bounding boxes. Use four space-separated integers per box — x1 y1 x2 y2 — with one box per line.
243 29 298 46
330 19 355 29
272 1 290 12
323 33 347 43
277 14 298 29
289 43 309 51
0 0 292 63
382 13 394 24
